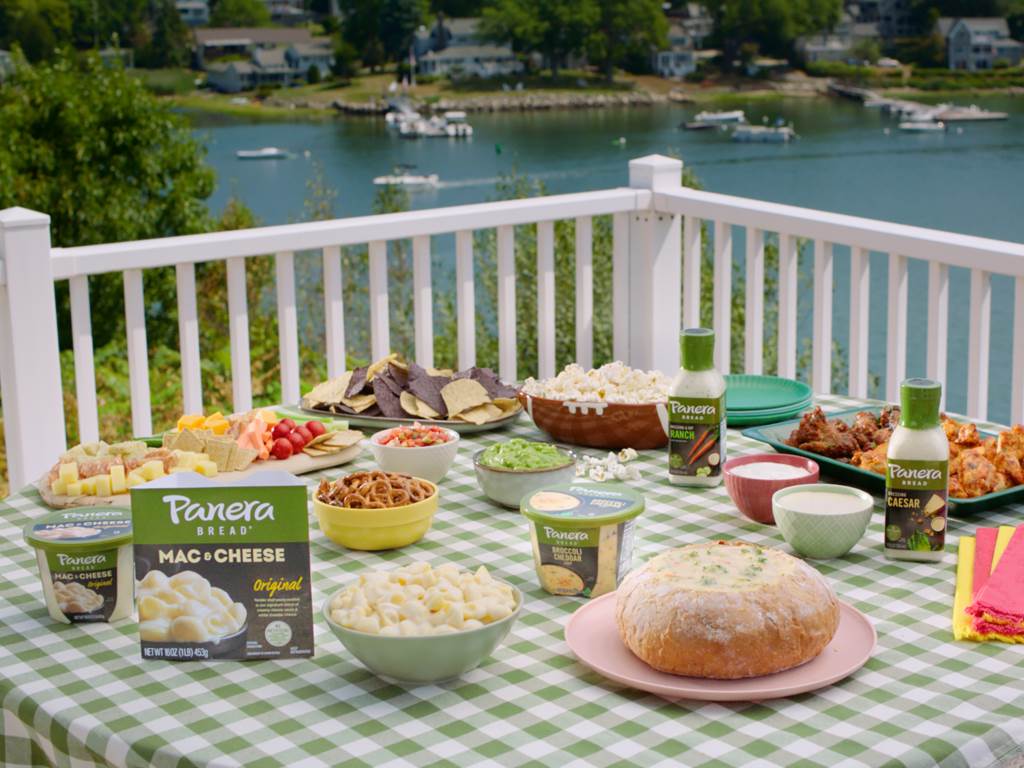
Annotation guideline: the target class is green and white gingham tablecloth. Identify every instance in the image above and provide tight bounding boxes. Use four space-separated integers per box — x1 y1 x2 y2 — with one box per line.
1 394 1023 768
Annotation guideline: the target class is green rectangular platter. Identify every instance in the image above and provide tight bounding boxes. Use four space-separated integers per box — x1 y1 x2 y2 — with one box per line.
742 407 1024 516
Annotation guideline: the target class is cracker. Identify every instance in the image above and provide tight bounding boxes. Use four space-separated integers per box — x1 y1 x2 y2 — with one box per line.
441 378 491 418
231 446 259 471
172 429 205 454
324 430 364 448
205 440 234 472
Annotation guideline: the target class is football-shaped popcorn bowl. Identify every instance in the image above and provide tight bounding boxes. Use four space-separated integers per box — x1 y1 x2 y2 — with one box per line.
517 392 669 450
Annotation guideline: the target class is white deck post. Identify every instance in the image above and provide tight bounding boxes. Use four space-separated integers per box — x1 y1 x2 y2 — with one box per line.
628 155 682 374
0 208 66 490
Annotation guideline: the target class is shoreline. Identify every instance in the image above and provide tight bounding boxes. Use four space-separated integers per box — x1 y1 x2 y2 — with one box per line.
169 78 1022 122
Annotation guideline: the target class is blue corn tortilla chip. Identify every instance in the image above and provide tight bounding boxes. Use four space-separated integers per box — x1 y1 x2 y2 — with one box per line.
372 378 409 418
455 366 519 399
345 366 369 398
409 374 450 418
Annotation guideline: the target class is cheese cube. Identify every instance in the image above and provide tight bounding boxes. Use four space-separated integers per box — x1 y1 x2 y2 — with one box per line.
141 460 165 481
177 414 204 431
126 470 146 488
80 477 97 496
59 462 79 484
51 478 67 496
109 465 126 494
94 475 112 497
194 460 219 477
206 419 230 436
66 481 83 497
169 466 192 474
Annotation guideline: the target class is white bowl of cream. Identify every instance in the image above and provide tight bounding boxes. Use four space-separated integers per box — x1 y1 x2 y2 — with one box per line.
772 484 875 559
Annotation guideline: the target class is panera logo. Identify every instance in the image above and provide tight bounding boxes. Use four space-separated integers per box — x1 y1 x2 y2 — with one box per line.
544 526 588 542
888 462 942 481
163 494 275 525
56 553 106 567
670 402 716 416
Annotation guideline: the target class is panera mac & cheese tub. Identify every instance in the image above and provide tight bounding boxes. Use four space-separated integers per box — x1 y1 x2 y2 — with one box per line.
24 507 134 624
521 483 644 598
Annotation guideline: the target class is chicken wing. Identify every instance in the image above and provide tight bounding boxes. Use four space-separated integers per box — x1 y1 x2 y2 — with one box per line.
786 407 860 459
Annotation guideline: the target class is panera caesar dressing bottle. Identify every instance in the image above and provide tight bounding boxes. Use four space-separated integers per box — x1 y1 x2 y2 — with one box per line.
668 328 726 487
884 378 949 562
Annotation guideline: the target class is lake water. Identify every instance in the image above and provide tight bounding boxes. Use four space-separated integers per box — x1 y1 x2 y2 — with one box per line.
189 95 1024 421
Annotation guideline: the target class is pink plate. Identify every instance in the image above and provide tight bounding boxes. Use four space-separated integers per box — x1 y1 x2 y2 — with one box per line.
565 592 875 702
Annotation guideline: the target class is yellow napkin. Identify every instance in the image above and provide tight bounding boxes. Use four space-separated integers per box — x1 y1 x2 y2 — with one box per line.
953 526 1024 643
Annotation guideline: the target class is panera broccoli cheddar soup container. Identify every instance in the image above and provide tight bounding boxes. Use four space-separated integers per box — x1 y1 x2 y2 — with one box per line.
521 483 644 599
24 507 134 625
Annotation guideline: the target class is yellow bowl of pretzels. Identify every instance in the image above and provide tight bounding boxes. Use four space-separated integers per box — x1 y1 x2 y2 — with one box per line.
313 470 439 551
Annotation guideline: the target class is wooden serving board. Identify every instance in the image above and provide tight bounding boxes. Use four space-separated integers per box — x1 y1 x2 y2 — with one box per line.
36 443 363 510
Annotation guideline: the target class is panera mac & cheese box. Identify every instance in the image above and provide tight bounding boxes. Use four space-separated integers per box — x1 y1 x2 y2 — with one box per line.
130 471 313 661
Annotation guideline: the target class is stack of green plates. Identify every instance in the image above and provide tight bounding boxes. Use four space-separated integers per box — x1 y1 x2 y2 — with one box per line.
724 375 813 427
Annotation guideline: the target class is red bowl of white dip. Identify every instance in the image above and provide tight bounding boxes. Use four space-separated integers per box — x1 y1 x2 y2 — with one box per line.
723 454 819 525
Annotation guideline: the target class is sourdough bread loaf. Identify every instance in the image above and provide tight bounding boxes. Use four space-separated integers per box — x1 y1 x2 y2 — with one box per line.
615 540 839 679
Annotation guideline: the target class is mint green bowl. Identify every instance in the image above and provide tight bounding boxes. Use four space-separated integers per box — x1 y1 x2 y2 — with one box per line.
772 483 875 559
322 584 522 685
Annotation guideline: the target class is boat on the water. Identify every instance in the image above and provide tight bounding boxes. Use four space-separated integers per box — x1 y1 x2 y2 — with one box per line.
898 121 946 132
732 125 795 143
935 104 1009 122
236 147 289 160
681 121 723 130
376 166 440 188
693 109 746 124
443 111 474 137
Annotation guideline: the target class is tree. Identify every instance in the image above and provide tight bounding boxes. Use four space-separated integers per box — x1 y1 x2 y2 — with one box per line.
337 0 387 66
0 0 72 61
379 0 428 60
139 0 190 67
588 0 667 81
332 38 360 79
700 0 841 63
307 63 321 83
210 0 271 26
480 0 598 76
851 37 881 64
0 52 215 350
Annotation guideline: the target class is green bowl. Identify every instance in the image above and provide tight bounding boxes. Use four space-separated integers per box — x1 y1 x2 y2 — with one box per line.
322 583 523 685
772 483 875 559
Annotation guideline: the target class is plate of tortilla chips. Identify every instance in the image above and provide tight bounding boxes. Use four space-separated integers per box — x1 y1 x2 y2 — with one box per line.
300 354 523 433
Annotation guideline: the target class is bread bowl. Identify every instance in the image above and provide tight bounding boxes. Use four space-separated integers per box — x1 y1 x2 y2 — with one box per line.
615 540 839 679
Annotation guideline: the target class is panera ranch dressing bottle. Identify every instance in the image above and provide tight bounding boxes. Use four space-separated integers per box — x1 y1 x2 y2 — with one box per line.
668 328 726 487
884 378 949 562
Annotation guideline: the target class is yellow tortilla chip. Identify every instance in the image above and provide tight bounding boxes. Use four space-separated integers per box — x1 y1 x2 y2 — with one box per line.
339 392 377 412
400 391 440 420
427 367 454 378
454 403 503 425
366 353 400 382
305 372 352 405
441 378 491 418
491 397 520 414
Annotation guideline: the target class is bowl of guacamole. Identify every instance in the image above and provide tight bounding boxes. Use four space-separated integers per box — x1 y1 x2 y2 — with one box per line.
474 439 576 508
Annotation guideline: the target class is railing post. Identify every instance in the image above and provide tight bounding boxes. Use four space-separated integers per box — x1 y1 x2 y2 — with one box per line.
628 155 682 374
0 208 66 490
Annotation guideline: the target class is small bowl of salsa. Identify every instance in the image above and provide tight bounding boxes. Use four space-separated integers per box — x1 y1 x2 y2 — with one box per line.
474 439 576 508
369 423 460 483
722 453 819 525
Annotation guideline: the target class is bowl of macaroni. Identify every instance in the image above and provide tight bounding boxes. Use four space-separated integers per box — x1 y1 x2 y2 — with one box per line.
323 561 522 684
313 471 439 551
519 362 670 450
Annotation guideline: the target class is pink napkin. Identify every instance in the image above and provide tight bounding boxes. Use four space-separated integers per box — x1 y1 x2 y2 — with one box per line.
967 527 1024 635
973 528 998 597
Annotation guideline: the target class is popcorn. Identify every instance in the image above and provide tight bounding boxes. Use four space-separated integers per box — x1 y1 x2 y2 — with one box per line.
576 450 642 483
521 362 669 404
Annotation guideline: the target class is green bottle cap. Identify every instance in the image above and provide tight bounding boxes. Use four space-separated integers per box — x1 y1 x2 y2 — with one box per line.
900 378 942 429
680 328 715 371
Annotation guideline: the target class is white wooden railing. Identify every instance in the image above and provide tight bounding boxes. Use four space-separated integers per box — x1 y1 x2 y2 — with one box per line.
2 154 1024 490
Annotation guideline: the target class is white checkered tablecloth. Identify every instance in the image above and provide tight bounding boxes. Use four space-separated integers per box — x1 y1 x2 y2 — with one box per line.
1 394 1023 767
